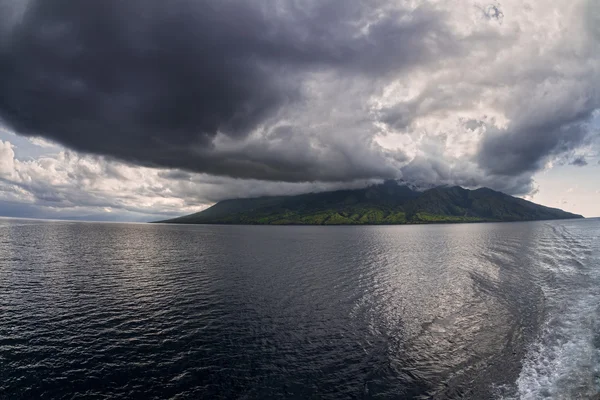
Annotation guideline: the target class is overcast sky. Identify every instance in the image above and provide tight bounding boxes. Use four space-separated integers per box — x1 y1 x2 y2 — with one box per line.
0 0 599 221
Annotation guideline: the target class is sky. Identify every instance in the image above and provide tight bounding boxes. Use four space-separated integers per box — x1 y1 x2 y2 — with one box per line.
0 0 599 221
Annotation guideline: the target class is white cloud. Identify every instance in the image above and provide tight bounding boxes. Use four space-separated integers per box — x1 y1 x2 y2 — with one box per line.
0 140 205 218
0 140 16 177
27 137 59 148
0 139 383 220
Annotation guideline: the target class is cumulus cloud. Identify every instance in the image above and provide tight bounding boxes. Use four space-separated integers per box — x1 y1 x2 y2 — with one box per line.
0 139 383 220
0 140 16 177
0 139 199 218
0 0 599 219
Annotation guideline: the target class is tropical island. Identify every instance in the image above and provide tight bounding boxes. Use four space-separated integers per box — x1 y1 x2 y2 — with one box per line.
158 181 583 225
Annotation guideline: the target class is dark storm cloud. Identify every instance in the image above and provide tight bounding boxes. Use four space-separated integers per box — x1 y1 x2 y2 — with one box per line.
0 0 450 182
475 0 600 180
478 121 592 176
477 86 598 177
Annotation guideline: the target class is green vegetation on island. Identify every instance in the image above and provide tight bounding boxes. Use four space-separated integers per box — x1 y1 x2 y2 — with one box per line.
158 181 583 225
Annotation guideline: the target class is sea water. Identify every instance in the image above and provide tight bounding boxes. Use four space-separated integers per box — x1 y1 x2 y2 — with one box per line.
1 218 598 399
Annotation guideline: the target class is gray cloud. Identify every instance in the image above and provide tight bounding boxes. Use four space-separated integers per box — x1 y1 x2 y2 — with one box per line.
482 4 504 22
477 84 598 177
478 121 592 176
0 0 452 182
570 156 588 167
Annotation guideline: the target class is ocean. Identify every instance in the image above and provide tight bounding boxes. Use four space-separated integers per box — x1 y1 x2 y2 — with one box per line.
1 218 599 399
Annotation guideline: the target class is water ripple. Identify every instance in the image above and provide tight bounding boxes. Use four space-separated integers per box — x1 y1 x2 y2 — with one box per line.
0 219 599 399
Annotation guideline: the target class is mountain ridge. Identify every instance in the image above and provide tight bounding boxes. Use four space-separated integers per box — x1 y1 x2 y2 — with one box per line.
158 182 583 225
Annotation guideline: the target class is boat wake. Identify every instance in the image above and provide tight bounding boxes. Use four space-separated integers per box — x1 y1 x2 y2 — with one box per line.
501 223 600 400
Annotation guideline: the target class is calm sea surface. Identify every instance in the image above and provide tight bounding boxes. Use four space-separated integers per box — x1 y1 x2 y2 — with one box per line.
1 218 599 399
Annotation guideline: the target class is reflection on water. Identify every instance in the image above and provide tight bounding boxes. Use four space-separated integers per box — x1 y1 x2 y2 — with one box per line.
0 218 598 399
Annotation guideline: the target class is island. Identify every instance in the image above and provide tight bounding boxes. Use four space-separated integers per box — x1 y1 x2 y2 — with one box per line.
158 181 583 225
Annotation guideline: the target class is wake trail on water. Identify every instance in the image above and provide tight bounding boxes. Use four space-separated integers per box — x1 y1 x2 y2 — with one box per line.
502 223 600 400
